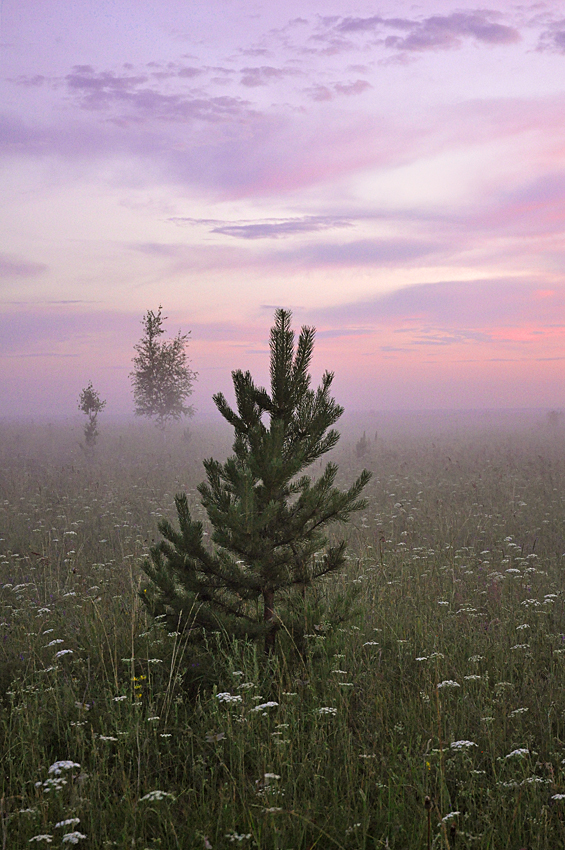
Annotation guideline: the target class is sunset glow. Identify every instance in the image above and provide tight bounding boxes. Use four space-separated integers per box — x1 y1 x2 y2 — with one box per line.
2 1 565 418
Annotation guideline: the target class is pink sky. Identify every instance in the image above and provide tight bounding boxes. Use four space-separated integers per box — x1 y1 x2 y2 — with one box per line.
1 0 565 419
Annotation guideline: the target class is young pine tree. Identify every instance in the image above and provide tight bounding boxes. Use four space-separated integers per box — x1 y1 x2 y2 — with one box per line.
141 309 371 653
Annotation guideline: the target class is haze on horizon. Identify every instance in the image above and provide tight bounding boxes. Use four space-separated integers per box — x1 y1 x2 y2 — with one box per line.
1 0 565 421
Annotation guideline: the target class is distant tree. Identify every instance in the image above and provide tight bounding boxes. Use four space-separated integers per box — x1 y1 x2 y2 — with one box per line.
78 381 106 450
141 308 371 654
547 410 564 428
355 431 369 459
130 306 196 429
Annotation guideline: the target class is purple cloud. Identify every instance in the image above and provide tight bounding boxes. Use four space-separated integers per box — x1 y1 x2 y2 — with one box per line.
312 278 565 328
0 254 47 277
239 66 291 86
65 65 254 123
333 80 371 96
284 238 438 266
305 78 371 101
316 10 520 53
383 12 520 52
178 66 203 78
537 20 565 54
209 216 353 239
9 74 48 87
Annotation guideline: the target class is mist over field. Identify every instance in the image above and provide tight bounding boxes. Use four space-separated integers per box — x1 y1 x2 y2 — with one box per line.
3 0 565 844
3 412 565 847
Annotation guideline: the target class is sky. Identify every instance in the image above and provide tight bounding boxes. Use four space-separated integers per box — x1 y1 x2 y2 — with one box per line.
2 0 565 419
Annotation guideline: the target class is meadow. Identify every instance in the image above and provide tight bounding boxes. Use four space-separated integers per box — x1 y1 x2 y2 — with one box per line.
2 412 565 849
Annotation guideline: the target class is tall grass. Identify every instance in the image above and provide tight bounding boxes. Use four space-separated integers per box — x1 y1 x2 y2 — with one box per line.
2 417 565 848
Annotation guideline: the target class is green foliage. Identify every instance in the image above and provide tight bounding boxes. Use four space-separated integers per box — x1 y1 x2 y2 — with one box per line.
78 381 106 449
141 309 371 652
130 306 196 429
5 421 565 846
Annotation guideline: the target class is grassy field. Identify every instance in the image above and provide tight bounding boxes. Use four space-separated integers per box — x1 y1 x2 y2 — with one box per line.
2 414 565 849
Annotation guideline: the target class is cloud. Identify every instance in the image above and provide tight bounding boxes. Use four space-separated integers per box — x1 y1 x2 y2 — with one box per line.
129 242 186 257
178 66 203 78
9 74 48 87
0 254 47 277
239 66 296 87
312 278 565 329
537 19 565 53
305 78 371 101
0 308 139 355
314 10 520 54
208 216 353 239
333 80 371 96
286 238 439 267
383 12 520 52
65 65 254 123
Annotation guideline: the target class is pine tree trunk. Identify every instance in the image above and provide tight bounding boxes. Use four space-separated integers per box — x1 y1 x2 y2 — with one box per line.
263 588 276 655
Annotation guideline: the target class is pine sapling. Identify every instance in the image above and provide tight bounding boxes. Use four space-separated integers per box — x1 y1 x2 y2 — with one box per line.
141 309 371 653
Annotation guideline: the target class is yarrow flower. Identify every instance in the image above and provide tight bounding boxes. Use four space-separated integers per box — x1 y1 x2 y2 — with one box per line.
504 748 529 759
28 837 53 844
317 707 337 715
250 701 278 713
450 740 477 750
55 649 74 658
216 693 243 704
437 680 460 690
48 761 80 776
61 834 87 845
54 820 80 829
140 790 175 802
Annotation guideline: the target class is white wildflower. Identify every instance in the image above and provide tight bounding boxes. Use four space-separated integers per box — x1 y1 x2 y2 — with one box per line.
61 834 87 845
505 748 529 759
55 649 73 658
250 701 278 713
28 837 53 844
317 707 337 715
48 761 80 775
450 740 477 750
54 819 80 829
437 680 460 690
140 790 175 802
216 693 243 704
